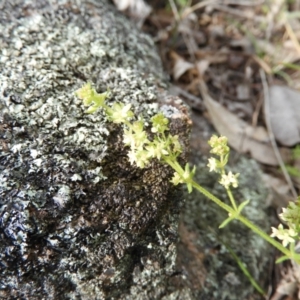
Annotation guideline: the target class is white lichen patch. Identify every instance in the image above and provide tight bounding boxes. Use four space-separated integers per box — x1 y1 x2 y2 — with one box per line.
52 185 71 208
0 1 179 299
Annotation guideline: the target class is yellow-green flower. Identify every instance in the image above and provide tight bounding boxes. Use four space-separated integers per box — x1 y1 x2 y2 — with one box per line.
76 82 109 113
219 171 239 189
170 172 183 186
207 157 218 172
107 103 134 123
151 113 169 134
146 140 169 160
208 135 229 156
127 149 149 168
270 224 297 247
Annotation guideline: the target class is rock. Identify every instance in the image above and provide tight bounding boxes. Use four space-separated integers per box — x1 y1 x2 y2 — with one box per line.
0 1 190 299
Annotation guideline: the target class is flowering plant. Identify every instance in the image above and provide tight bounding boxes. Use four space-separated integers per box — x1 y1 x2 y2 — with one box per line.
76 82 300 293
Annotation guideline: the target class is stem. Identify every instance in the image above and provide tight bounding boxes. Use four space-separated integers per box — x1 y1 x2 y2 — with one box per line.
191 180 234 213
220 163 237 211
226 187 237 211
164 157 183 174
237 214 293 259
164 159 294 259
190 179 300 263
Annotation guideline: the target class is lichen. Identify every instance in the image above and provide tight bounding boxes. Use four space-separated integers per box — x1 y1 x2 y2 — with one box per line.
0 0 186 299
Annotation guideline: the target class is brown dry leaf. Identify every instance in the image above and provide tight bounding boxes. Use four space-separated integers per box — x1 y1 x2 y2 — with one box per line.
195 50 228 64
199 80 279 166
270 281 298 300
268 85 300 146
171 52 195 80
271 261 300 300
196 60 210 76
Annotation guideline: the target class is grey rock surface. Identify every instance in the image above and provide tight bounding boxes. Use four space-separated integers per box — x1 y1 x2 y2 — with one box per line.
0 1 190 299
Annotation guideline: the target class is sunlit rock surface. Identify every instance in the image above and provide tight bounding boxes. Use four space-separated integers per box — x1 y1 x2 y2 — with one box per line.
0 1 190 299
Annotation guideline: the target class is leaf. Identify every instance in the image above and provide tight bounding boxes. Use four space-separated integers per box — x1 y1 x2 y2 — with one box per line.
85 91 109 114
171 51 194 80
199 80 283 166
275 255 290 264
237 199 250 213
268 85 300 146
219 216 234 229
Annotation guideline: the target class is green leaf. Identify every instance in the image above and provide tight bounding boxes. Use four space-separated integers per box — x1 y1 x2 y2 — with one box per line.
219 217 234 228
237 199 250 213
223 153 229 166
85 106 99 114
187 183 193 193
275 255 290 264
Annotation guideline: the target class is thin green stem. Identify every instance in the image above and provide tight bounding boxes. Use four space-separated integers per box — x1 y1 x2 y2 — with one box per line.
164 157 183 174
164 149 298 262
214 231 266 296
237 214 299 261
189 179 300 263
190 179 234 213
226 187 238 211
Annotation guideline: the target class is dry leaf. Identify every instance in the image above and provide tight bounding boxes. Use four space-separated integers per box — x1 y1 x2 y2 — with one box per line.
199 80 280 166
271 281 298 300
262 173 291 207
171 52 194 80
113 0 151 25
196 60 210 76
268 85 300 146
236 83 250 100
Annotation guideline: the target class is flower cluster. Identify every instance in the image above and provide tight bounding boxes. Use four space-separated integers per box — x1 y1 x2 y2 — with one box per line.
270 224 297 248
171 163 196 193
219 171 239 189
76 82 110 114
271 198 300 247
208 135 230 156
280 199 300 231
75 83 183 170
207 135 239 189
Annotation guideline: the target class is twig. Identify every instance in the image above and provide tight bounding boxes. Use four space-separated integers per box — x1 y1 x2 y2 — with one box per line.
168 0 181 22
253 55 272 74
181 0 215 19
284 21 300 56
213 4 257 19
220 0 265 5
182 0 265 20
265 0 284 40
252 93 263 128
260 69 297 199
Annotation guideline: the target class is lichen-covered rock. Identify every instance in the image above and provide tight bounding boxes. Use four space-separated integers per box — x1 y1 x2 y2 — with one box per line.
0 1 190 299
